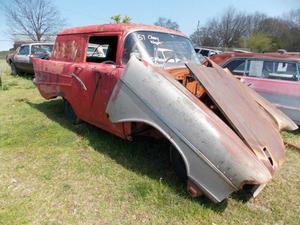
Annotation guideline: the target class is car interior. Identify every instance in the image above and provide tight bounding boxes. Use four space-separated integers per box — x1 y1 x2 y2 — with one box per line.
225 58 299 81
86 36 118 64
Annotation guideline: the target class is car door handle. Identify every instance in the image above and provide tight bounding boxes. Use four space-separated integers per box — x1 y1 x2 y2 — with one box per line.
74 66 83 74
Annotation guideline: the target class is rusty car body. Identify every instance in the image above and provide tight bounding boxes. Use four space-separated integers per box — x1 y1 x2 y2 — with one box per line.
32 24 297 203
211 52 300 124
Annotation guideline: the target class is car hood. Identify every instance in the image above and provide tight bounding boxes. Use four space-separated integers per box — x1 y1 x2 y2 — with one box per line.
186 59 298 174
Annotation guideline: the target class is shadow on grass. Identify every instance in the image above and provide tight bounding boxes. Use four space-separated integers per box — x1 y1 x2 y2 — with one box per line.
231 186 253 203
288 129 300 135
27 98 228 212
17 72 35 80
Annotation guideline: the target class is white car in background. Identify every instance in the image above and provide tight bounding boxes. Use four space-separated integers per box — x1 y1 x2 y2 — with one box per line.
6 43 53 75
194 47 222 57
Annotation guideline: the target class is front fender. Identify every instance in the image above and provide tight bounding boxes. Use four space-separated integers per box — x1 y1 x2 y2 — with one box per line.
106 57 272 202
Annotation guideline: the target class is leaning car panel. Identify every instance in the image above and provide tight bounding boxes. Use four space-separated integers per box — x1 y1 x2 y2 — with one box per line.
187 60 297 172
210 53 300 125
106 57 283 202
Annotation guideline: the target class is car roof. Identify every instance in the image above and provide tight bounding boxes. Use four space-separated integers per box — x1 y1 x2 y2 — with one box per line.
211 52 300 64
58 23 186 37
20 43 54 47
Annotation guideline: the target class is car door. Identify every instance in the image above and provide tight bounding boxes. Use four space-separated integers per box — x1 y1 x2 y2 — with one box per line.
68 62 118 120
71 34 125 136
240 59 300 123
13 45 30 72
75 63 122 125
33 35 86 104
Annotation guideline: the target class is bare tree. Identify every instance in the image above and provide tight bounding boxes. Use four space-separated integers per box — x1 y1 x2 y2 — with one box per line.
190 8 248 47
284 9 300 51
190 21 202 46
191 7 300 51
154 17 180 31
215 8 248 47
190 19 220 47
286 9 300 27
245 12 268 35
4 0 65 41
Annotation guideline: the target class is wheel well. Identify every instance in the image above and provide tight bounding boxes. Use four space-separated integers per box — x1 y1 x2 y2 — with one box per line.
129 121 189 177
169 143 188 180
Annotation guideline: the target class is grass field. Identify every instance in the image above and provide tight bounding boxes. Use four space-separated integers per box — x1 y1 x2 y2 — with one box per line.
0 60 299 225
0 51 9 60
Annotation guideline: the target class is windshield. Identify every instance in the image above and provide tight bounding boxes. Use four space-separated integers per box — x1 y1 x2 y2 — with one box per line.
31 45 53 55
122 31 200 66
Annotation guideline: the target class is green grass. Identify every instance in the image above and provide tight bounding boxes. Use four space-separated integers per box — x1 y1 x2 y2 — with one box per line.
0 59 299 224
0 51 9 60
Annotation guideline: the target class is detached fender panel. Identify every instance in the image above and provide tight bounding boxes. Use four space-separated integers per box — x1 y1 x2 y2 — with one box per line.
186 60 295 171
106 57 272 202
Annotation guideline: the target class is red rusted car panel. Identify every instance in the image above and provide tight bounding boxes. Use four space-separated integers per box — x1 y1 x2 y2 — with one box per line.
32 24 297 203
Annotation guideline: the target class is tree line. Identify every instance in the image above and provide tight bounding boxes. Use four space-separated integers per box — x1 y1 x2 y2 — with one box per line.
190 7 300 52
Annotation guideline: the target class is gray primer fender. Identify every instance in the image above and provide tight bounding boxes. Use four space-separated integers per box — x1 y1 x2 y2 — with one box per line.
106 57 272 202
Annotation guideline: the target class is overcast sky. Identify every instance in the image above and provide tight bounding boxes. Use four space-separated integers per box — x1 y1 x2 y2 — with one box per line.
0 0 299 51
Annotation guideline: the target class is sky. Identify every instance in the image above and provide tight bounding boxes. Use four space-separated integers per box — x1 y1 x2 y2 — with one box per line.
0 0 299 51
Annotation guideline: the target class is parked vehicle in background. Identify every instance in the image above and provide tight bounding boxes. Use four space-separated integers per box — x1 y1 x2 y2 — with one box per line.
196 53 206 63
231 49 251 53
211 52 300 124
194 47 222 57
32 24 297 203
283 52 300 56
6 43 53 75
276 49 300 57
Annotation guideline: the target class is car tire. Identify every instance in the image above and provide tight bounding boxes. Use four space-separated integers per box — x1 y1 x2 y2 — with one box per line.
170 145 187 181
10 63 18 76
63 99 81 125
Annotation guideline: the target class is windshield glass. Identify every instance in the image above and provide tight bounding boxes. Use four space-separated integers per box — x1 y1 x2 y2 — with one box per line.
31 45 53 55
122 31 200 66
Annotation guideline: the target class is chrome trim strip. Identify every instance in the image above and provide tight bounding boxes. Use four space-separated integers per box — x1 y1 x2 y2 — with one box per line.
71 73 87 91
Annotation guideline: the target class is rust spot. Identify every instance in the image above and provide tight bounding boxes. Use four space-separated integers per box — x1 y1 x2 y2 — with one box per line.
187 179 203 198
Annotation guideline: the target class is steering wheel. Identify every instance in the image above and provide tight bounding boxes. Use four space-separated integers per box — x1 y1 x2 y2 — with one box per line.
102 60 116 65
165 57 176 64
164 57 182 67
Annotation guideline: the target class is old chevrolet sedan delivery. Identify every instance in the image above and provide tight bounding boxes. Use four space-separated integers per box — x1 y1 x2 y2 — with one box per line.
32 24 297 203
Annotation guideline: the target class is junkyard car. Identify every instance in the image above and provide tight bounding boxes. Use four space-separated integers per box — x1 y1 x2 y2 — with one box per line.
32 24 297 203
194 47 222 57
6 43 53 75
210 52 300 124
